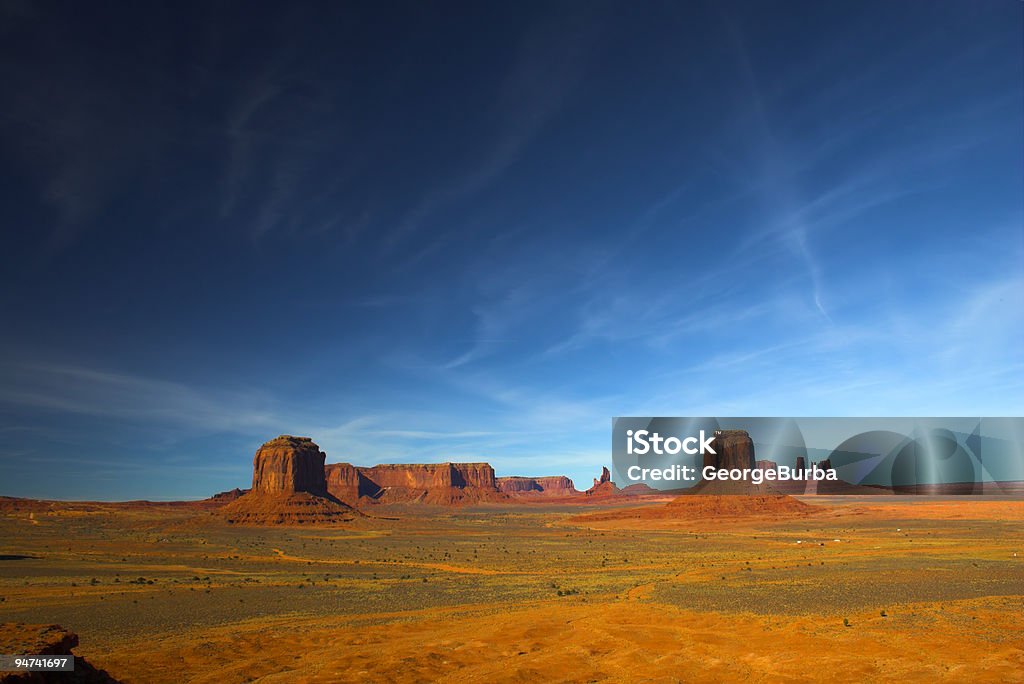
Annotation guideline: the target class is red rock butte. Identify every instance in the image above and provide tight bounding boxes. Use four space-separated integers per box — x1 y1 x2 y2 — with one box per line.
223 436 356 524
496 476 578 496
702 430 756 471
586 466 620 496
685 429 813 502
691 429 769 495
251 435 329 496
221 435 655 519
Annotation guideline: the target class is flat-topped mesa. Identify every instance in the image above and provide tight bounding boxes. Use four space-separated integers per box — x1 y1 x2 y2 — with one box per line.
224 436 357 524
756 459 777 471
497 476 578 495
325 462 506 505
703 430 756 471
358 463 496 489
252 435 328 496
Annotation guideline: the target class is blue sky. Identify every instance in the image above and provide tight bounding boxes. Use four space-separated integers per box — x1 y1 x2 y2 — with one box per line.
1 1 1022 500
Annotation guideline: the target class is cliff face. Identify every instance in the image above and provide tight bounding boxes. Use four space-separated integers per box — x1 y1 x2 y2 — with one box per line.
497 476 577 495
324 462 504 505
702 430 756 471
324 463 381 502
451 463 496 489
227 436 517 516
224 436 355 524
356 463 496 490
251 436 328 496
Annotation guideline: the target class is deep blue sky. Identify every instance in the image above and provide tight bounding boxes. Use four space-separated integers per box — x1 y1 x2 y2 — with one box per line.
1 1 1021 500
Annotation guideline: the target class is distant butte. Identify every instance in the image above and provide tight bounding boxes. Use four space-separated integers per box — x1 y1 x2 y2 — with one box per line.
585 466 620 497
497 476 578 496
214 435 673 521
703 430 756 471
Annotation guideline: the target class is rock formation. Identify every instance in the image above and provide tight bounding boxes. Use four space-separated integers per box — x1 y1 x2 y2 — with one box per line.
223 434 685 514
497 476 578 496
619 483 657 495
702 430 756 470
360 463 496 490
666 434 818 506
325 462 507 505
251 435 328 496
223 436 356 524
695 430 780 494
0 622 119 682
795 456 807 471
208 488 248 503
324 463 381 503
585 466 620 496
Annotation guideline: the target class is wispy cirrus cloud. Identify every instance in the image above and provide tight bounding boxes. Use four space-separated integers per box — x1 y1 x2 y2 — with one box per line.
0 362 279 433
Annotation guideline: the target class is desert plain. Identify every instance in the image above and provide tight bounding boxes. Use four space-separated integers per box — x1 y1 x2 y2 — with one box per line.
0 492 1022 683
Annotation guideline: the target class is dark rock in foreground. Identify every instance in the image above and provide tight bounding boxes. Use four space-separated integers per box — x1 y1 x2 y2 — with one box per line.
0 622 119 683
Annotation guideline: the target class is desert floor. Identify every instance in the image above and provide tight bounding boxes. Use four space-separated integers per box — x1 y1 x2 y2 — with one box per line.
0 496 1022 682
